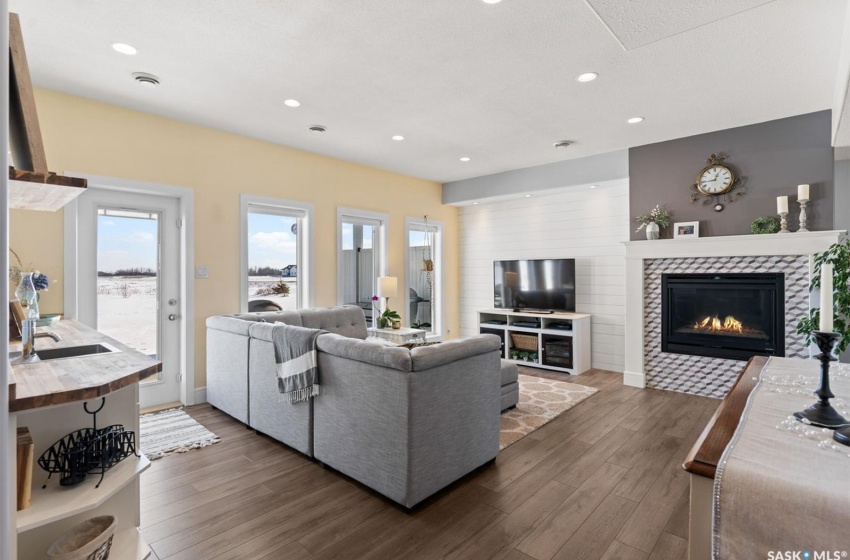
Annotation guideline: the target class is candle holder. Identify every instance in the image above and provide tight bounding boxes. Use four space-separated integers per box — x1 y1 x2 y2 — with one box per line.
797 198 809 232
778 212 790 233
793 332 847 428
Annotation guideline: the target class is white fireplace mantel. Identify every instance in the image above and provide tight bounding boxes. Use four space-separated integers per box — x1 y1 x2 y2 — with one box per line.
622 230 846 389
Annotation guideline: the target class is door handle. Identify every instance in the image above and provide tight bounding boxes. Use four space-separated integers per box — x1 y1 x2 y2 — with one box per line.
168 314 178 321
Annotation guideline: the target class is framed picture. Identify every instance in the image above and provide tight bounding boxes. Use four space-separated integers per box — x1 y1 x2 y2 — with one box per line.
674 221 700 239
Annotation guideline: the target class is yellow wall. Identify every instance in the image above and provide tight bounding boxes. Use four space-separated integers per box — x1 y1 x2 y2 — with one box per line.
10 88 458 390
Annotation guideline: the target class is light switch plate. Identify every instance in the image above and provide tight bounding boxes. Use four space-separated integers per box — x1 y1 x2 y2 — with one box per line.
196 266 210 279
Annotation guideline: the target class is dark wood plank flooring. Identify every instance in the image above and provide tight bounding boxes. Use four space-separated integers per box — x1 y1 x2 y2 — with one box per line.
140 368 718 560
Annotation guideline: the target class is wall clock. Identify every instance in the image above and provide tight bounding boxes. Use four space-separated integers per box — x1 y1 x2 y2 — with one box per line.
690 153 745 212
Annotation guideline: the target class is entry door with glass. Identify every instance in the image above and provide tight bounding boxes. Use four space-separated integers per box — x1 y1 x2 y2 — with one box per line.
76 188 181 408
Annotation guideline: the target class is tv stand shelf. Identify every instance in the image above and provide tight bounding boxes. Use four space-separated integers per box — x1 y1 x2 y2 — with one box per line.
478 309 592 375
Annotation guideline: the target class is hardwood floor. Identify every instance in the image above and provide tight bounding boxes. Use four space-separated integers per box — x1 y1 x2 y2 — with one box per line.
140 368 718 560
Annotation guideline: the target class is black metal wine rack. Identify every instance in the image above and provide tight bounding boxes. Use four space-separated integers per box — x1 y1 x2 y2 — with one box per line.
38 397 139 488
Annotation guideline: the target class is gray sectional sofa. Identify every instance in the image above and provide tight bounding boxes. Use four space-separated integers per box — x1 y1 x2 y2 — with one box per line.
206 305 507 507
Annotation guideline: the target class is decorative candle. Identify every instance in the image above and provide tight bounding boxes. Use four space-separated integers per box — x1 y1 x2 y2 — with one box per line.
820 263 834 332
798 184 810 200
777 196 789 214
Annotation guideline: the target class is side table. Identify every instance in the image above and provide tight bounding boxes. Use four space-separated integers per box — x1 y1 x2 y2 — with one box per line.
368 327 426 344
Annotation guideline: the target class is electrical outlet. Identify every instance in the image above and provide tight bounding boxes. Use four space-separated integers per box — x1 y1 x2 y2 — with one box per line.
196 266 210 279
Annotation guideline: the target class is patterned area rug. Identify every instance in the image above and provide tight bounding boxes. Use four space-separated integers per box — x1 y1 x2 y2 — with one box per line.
140 408 220 460
501 374 599 449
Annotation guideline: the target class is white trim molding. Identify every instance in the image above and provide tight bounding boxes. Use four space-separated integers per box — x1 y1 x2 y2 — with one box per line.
63 173 197 406
622 230 846 389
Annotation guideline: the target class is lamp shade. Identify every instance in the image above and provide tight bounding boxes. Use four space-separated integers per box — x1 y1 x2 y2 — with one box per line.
377 276 398 298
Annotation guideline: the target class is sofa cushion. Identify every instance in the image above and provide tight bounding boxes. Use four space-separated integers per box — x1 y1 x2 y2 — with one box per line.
298 305 368 339
224 310 305 326
500 360 519 386
316 333 412 372
409 334 501 371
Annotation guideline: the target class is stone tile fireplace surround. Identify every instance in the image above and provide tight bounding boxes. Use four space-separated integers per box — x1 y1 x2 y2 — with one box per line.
623 231 845 398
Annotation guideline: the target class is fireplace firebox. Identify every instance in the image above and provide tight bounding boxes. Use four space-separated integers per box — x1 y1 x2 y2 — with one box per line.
661 273 784 360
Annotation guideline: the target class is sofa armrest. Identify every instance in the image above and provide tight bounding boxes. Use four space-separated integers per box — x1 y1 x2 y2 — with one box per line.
206 315 253 336
409 334 501 371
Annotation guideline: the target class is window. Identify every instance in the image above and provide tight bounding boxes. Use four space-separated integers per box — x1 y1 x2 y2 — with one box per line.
241 195 313 312
406 217 443 338
338 208 388 326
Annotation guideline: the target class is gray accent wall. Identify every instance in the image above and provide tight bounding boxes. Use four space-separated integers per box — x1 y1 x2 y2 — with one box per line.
629 111 835 240
442 150 628 204
835 160 850 233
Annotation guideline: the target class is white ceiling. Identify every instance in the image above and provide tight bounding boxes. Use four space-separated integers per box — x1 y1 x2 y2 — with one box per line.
9 0 848 182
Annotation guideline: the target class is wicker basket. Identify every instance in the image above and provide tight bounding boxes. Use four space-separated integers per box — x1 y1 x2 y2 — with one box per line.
510 333 538 351
47 515 116 560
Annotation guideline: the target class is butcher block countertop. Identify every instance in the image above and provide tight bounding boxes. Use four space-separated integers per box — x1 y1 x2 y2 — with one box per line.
8 320 161 412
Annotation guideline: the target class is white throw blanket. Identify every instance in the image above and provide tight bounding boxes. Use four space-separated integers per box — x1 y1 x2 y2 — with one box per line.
271 323 324 403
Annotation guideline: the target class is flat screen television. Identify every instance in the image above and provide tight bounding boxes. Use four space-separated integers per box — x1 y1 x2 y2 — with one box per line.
493 258 576 312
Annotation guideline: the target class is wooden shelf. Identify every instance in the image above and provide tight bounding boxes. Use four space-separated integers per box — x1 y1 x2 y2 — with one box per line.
9 167 87 212
111 528 152 560
17 454 151 533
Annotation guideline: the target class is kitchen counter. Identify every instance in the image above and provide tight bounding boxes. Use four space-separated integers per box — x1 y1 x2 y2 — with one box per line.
8 319 161 412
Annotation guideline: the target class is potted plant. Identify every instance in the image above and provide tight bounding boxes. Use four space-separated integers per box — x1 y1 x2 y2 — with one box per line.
378 308 401 329
797 238 850 355
635 205 672 240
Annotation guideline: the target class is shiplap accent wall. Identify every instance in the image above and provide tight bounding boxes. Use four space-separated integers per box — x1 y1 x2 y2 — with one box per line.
458 182 629 372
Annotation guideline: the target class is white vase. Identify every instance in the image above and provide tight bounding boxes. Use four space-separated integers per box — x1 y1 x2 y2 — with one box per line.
646 222 660 240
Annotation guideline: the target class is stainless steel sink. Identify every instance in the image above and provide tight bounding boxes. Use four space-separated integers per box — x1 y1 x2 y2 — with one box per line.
35 343 120 361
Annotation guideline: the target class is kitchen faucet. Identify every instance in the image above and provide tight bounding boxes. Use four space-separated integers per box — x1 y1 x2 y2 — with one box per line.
20 318 62 359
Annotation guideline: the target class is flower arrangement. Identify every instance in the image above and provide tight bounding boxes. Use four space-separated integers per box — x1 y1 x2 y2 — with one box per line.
9 248 53 294
372 294 401 328
635 205 672 232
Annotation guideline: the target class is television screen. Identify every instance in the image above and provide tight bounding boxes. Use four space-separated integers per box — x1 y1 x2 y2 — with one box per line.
494 258 576 312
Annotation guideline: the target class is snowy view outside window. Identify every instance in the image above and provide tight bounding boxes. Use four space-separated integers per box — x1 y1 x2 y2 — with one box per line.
97 210 160 357
247 212 299 311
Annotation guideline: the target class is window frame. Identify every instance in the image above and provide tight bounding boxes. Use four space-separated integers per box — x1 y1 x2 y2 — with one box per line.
240 194 314 312
336 207 389 307
405 216 444 339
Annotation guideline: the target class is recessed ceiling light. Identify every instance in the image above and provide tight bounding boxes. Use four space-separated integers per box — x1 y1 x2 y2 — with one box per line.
482 0 502 3
472 202 479 205
112 43 137 55
627 117 645 124
460 157 471 162
577 72 598 82
525 194 532 198
554 141 572 149
589 185 598 189
392 135 405 141
131 72 160 88
284 99 300 108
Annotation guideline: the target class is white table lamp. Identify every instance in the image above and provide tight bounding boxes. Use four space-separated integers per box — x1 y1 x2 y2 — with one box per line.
378 276 398 311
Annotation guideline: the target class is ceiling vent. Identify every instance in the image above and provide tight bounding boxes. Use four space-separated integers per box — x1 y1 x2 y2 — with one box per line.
309 125 327 133
553 141 572 149
131 72 160 87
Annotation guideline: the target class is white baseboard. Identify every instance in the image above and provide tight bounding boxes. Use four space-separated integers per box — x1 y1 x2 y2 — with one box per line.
194 387 207 404
623 371 646 388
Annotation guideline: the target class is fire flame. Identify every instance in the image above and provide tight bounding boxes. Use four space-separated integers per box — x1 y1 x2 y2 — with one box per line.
693 315 743 333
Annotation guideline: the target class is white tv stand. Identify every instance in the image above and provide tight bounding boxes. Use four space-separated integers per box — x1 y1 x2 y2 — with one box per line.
478 309 592 375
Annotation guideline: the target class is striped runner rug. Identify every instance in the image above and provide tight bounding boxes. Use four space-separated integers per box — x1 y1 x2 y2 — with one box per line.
140 408 220 460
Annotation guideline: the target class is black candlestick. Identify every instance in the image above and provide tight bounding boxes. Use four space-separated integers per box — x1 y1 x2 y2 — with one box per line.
793 332 848 429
